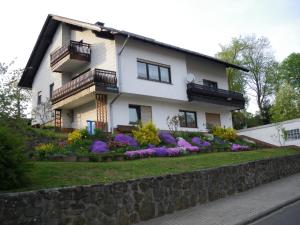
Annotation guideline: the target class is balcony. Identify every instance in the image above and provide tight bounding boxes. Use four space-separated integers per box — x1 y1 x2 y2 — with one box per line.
51 69 118 104
50 40 91 72
187 82 245 109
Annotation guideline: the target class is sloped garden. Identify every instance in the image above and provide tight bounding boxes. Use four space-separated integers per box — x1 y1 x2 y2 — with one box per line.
33 122 257 162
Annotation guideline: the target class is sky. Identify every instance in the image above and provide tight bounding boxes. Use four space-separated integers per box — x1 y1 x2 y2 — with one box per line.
0 0 299 113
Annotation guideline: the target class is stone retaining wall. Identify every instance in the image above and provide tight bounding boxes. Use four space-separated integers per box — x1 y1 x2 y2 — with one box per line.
1 154 300 225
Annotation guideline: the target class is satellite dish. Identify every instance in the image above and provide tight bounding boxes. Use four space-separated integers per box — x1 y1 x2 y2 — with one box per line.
186 73 195 83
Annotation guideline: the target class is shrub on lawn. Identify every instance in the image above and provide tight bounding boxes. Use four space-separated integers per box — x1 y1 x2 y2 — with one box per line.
132 122 160 146
90 140 109 153
114 133 138 147
67 130 82 143
212 126 237 141
35 143 56 160
0 125 32 190
159 131 177 145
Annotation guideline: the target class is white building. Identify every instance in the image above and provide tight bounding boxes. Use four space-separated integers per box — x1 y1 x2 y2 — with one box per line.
237 118 300 147
19 15 248 132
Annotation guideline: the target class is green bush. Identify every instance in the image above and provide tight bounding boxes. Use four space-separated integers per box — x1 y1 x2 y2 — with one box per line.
0 125 32 190
132 122 160 146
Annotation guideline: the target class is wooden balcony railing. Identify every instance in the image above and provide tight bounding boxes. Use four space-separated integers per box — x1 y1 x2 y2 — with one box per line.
50 40 91 67
187 82 245 109
51 69 118 104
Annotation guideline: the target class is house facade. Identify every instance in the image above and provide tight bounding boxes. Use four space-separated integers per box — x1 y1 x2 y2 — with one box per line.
19 15 248 132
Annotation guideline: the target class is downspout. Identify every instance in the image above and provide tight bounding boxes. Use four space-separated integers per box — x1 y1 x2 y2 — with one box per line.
109 34 130 133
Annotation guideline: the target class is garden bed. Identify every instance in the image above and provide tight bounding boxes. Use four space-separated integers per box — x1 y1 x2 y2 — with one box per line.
9 148 300 192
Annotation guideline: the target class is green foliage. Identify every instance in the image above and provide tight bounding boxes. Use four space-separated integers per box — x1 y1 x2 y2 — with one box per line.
0 125 32 190
93 128 109 141
132 122 160 146
212 126 237 141
270 83 300 122
35 143 56 160
276 53 300 92
67 130 82 143
0 61 31 119
217 35 278 121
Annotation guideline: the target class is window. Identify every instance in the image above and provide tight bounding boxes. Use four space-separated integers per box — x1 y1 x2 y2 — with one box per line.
37 91 42 105
129 104 152 124
148 64 159 81
137 60 171 83
287 129 300 140
129 105 141 124
179 110 197 128
205 113 221 129
137 62 147 79
49 83 54 98
203 79 218 89
160 67 171 83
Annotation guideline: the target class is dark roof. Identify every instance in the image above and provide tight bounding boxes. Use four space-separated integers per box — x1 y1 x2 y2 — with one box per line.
19 14 249 88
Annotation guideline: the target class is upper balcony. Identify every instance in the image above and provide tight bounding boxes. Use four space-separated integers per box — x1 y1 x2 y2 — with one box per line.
51 68 118 104
50 40 91 73
187 82 245 109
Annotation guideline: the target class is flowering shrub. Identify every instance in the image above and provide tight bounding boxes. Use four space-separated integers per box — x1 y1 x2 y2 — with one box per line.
114 133 138 146
90 140 109 154
67 130 82 143
159 131 177 145
231 143 250 151
35 143 56 159
191 137 211 148
132 122 160 146
125 147 185 159
212 126 237 141
177 138 199 152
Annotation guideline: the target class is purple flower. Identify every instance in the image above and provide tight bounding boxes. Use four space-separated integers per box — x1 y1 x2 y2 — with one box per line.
154 147 169 157
231 144 249 151
114 133 138 147
177 138 199 152
191 137 202 146
159 131 177 145
192 137 211 148
90 140 108 154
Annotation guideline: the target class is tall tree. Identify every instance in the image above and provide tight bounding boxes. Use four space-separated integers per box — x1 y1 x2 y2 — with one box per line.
270 82 300 122
0 61 31 119
217 35 278 124
216 37 247 95
277 53 300 92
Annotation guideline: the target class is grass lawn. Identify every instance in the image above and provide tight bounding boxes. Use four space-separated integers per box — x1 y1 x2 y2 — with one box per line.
13 148 300 192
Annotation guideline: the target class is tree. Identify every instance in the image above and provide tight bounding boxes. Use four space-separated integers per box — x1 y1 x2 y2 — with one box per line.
0 61 31 119
270 83 300 122
32 98 53 125
216 38 248 95
276 53 300 92
217 35 278 124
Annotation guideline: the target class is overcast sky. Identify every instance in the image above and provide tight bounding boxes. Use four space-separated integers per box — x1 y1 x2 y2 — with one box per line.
1 0 299 113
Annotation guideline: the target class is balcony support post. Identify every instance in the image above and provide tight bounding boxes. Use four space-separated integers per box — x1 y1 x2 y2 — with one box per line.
95 94 108 132
54 109 62 131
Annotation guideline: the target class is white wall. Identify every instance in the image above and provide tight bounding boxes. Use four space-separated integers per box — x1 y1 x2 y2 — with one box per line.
111 94 233 131
116 37 228 101
70 29 117 76
186 55 228 89
31 24 66 124
72 101 97 129
237 118 300 146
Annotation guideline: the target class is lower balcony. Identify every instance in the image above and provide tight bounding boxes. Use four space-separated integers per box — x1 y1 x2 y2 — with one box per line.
187 82 245 109
51 68 118 105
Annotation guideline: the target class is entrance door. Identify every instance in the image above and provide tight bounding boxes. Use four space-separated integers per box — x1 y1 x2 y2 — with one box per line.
205 113 221 128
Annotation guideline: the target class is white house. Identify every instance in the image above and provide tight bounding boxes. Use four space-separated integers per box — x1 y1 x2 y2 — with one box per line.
237 118 300 147
19 14 248 132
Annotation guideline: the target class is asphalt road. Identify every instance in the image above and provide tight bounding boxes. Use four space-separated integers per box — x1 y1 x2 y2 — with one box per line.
251 200 300 225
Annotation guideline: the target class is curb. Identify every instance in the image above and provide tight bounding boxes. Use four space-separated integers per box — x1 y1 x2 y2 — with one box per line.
235 196 300 225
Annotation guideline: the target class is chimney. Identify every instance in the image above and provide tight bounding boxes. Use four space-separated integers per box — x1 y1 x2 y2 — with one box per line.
95 21 105 27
